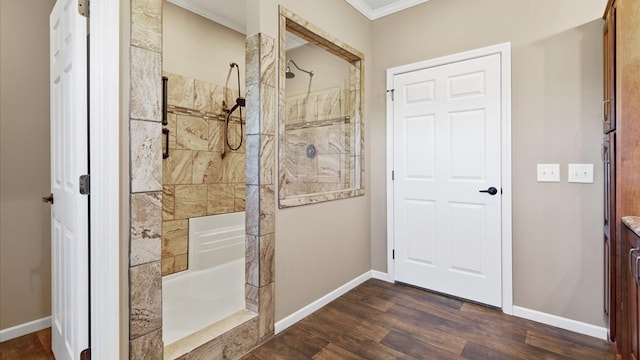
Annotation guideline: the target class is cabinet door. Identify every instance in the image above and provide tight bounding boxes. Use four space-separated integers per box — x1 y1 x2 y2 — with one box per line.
605 228 613 338
603 4 616 133
603 130 616 341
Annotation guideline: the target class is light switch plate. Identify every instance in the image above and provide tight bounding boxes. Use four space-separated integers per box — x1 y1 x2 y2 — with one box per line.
568 163 594 183
537 164 560 182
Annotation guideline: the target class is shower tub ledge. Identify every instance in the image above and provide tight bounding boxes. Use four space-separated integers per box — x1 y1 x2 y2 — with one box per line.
164 309 257 359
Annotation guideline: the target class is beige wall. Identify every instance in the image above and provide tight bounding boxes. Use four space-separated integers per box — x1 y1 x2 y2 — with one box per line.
285 44 350 93
0 0 56 330
163 1 246 87
244 0 373 321
371 0 606 326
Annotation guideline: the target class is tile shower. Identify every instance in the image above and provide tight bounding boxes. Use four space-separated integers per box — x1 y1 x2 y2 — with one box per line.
161 71 246 276
125 0 361 356
282 86 353 196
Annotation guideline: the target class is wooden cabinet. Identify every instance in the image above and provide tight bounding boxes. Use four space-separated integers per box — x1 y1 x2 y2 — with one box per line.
625 221 640 360
603 0 640 357
603 2 616 133
604 131 617 340
602 3 617 340
602 0 619 345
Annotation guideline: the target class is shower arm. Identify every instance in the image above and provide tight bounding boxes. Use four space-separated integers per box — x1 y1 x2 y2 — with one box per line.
287 59 314 77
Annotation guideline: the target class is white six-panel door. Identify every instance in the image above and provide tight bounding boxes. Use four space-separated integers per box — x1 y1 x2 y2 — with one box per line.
393 53 503 307
50 0 89 358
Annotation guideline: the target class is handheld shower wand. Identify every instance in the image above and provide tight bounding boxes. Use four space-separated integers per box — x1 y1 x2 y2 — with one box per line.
225 62 245 151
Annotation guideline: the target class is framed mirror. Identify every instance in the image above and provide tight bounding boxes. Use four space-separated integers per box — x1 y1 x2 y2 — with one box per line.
278 7 365 208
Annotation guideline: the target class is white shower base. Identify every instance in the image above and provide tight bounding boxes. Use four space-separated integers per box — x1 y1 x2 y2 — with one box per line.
162 259 245 345
162 212 246 346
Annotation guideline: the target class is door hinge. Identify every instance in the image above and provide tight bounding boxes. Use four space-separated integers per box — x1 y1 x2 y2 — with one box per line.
392 249 395 259
79 174 90 195
392 170 395 180
80 348 91 360
78 0 89 17
387 89 395 101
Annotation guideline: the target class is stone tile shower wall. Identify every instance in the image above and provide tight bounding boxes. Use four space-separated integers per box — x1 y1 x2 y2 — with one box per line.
129 0 164 357
128 0 276 356
283 86 353 197
161 71 246 276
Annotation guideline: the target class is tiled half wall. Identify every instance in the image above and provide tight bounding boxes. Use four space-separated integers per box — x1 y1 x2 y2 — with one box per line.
161 71 246 276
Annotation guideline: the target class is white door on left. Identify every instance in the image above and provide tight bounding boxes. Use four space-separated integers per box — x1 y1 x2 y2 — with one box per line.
50 0 89 359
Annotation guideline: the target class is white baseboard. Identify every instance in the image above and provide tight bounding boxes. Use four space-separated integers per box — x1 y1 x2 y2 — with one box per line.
274 271 373 334
371 270 392 283
512 306 608 340
273 272 607 341
0 316 51 342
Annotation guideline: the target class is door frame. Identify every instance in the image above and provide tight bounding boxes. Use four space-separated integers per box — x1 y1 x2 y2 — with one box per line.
88 1 121 357
385 42 513 314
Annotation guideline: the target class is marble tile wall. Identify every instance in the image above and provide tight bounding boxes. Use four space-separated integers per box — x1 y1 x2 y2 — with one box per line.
245 32 277 343
161 72 246 276
129 0 164 357
281 87 352 197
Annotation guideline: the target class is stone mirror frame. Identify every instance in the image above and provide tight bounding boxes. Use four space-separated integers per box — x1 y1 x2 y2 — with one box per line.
278 7 365 208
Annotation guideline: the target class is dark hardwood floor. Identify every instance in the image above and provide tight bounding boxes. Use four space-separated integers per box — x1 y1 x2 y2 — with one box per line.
0 327 54 360
244 279 616 360
0 279 617 359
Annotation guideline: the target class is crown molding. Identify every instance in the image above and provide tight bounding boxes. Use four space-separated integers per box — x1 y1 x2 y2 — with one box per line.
344 0 430 20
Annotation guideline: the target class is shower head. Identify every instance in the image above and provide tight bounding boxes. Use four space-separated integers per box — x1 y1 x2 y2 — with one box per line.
286 65 296 79
285 59 313 79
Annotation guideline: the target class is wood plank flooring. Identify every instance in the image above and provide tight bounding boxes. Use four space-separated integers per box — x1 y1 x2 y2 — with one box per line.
0 279 617 359
244 279 616 360
0 327 54 360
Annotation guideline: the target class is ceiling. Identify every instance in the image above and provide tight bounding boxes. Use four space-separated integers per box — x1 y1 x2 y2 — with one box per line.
166 0 430 34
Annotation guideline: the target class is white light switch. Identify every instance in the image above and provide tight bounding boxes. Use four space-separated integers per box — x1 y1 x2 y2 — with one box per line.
568 163 594 183
537 164 560 182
